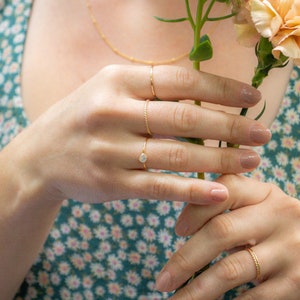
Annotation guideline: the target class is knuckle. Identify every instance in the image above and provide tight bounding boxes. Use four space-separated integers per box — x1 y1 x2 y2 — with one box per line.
207 214 234 240
169 143 189 169
151 177 170 199
187 182 201 204
175 67 196 90
84 103 115 129
239 294 257 300
286 271 300 292
219 149 232 172
289 200 300 219
171 250 195 274
172 104 198 133
180 287 198 300
216 256 245 282
89 140 112 163
227 116 243 142
218 77 232 101
179 181 201 204
99 64 124 82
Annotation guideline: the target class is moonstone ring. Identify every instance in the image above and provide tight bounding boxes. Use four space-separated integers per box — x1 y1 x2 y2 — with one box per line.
139 137 149 170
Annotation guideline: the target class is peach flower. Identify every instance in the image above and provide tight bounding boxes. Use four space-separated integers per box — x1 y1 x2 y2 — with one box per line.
232 0 261 47
233 0 300 64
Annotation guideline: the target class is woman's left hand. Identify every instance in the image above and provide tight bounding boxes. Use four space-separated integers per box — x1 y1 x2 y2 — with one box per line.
156 174 300 299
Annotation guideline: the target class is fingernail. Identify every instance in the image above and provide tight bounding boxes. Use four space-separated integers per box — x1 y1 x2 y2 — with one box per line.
250 124 272 144
156 270 171 291
210 188 228 202
240 152 260 169
241 86 261 104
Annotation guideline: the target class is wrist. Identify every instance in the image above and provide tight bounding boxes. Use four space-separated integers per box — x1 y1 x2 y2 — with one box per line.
0 136 64 210
0 140 62 298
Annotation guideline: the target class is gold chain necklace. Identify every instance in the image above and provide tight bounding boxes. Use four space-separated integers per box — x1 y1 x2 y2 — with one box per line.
85 0 190 66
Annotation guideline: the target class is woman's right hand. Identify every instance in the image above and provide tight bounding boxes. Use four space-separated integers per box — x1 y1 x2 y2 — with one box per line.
6 65 271 205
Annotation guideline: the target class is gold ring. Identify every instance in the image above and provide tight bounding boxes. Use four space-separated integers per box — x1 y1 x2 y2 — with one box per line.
139 137 149 170
246 247 261 280
150 65 157 99
144 100 152 136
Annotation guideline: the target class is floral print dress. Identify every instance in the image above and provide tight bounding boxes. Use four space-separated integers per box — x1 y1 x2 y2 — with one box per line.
1 1 299 299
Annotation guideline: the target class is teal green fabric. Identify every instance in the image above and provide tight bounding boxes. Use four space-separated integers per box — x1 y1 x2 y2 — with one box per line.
1 1 299 299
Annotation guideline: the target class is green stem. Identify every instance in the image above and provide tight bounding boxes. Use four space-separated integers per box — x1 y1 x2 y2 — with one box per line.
228 80 263 148
203 0 217 24
175 0 230 294
193 0 217 70
185 0 196 29
207 12 236 21
240 107 248 116
193 0 208 178
193 0 204 70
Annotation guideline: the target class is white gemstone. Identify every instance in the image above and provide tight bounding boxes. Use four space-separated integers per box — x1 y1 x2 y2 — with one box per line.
139 153 147 164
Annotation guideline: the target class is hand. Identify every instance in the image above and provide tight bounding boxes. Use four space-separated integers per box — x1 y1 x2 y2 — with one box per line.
156 174 300 300
9 65 270 204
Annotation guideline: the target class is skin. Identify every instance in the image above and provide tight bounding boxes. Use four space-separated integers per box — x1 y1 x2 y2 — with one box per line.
0 0 294 298
1 64 270 298
22 0 292 124
156 175 300 300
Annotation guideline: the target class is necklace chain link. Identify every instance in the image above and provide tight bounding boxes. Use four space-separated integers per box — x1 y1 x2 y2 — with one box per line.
85 0 189 66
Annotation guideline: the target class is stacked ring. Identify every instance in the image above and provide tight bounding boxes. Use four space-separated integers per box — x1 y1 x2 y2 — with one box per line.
150 65 157 99
144 100 152 136
246 247 261 280
138 66 157 170
139 137 149 170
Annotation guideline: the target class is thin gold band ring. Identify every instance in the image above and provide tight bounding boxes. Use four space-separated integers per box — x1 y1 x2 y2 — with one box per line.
150 65 157 99
246 247 261 280
139 137 149 170
144 100 152 136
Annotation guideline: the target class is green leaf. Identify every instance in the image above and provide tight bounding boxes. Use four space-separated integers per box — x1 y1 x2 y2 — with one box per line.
189 34 213 62
154 16 189 23
252 37 289 88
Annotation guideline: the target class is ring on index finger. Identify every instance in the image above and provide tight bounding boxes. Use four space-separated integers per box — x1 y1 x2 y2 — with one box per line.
246 247 261 280
150 65 157 99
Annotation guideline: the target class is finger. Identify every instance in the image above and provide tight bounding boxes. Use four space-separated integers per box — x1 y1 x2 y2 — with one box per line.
168 244 282 300
118 170 229 205
134 100 271 146
236 275 300 300
156 206 275 292
87 90 271 147
130 138 261 173
216 175 275 208
100 134 261 174
176 175 273 236
115 65 262 107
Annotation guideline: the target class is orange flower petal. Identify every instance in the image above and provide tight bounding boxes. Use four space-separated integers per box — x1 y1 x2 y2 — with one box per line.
250 0 283 38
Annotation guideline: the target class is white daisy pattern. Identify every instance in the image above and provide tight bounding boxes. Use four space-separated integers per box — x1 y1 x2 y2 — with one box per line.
1 1 299 299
